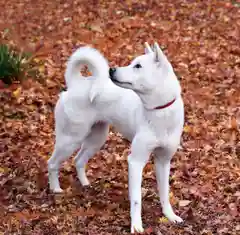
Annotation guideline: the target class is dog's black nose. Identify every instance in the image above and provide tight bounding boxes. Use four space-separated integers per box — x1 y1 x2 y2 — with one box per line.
109 68 116 79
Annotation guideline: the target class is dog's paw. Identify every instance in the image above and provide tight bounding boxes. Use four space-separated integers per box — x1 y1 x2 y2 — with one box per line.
77 168 90 186
131 221 144 234
51 187 64 193
81 178 90 186
164 212 183 223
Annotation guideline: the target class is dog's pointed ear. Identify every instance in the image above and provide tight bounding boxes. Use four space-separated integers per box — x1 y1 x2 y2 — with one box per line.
153 42 164 63
144 42 153 54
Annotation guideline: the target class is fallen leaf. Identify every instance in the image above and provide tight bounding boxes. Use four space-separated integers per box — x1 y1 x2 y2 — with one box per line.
183 125 191 133
158 217 169 223
12 87 22 98
90 24 103 33
179 200 191 207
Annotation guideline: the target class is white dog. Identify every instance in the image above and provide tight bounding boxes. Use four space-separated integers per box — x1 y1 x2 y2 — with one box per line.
48 42 184 233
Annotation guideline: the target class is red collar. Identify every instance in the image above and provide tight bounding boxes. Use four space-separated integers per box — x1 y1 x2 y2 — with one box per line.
154 98 176 110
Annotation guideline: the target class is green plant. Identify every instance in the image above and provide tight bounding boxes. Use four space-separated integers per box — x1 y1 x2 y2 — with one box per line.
0 44 32 85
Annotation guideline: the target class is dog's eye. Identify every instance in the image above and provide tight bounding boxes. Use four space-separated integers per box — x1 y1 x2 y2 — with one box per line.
133 63 142 69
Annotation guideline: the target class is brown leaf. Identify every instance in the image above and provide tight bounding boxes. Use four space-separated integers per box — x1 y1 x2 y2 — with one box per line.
179 200 191 207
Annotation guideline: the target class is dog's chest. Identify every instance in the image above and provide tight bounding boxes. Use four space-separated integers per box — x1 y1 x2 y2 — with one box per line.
147 100 184 144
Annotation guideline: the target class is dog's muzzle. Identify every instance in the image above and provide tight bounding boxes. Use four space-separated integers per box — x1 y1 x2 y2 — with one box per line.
109 68 116 80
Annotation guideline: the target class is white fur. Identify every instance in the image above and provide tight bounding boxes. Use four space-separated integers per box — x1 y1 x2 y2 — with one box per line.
48 42 184 233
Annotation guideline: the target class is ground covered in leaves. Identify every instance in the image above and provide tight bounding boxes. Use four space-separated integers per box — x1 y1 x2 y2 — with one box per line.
0 0 239 234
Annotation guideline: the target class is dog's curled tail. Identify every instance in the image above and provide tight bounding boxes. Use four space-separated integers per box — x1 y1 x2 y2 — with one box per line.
65 46 109 87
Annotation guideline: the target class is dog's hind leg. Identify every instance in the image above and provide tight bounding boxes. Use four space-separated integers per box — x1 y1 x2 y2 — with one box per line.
154 148 183 223
48 135 80 193
74 122 109 186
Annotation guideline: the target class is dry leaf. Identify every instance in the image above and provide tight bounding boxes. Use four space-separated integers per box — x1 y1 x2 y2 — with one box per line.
12 87 22 98
179 200 191 207
158 217 169 223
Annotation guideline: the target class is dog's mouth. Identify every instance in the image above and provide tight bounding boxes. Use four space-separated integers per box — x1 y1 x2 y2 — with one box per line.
110 77 132 86
109 67 132 86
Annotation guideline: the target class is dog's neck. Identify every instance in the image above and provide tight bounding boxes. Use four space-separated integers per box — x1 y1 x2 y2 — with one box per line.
138 78 182 111
154 98 176 110
138 91 178 111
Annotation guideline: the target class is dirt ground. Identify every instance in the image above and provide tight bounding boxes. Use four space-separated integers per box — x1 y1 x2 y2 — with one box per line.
0 0 239 234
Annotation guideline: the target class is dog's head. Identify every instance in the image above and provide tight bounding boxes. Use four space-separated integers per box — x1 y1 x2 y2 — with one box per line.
109 42 181 108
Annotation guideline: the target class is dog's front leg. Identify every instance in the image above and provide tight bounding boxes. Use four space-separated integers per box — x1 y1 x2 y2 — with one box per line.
128 137 152 233
154 149 183 223
128 158 145 233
